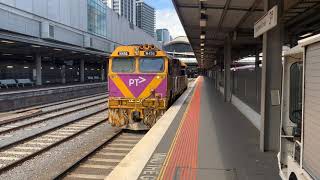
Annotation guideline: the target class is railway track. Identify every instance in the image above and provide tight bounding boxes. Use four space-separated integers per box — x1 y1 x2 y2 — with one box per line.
0 110 109 172
0 93 108 126
55 131 145 180
11 93 108 114
0 97 108 136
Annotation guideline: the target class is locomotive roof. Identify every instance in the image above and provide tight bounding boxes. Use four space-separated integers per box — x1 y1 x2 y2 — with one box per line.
110 45 167 57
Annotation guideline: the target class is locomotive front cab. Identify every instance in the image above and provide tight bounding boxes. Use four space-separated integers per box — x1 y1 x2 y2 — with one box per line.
108 45 169 130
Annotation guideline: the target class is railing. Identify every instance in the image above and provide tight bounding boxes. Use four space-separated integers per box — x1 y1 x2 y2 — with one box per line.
293 140 302 165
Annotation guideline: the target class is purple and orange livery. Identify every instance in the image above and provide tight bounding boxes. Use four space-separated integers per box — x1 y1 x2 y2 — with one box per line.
108 44 188 130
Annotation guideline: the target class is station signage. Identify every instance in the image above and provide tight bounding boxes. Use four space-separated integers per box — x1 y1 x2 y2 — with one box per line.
254 5 278 38
144 51 157 56
118 51 129 56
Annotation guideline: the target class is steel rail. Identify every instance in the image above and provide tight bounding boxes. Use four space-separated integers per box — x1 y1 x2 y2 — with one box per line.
0 112 109 173
0 99 108 135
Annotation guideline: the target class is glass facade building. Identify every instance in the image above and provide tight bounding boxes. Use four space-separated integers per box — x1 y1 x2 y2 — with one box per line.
103 0 136 25
136 0 155 37
88 0 107 37
156 29 170 44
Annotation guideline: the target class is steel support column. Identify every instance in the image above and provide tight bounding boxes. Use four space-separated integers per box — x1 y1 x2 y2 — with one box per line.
61 65 66 84
260 0 283 152
224 35 232 102
35 54 42 86
255 50 260 104
100 63 105 82
80 59 85 83
216 70 220 91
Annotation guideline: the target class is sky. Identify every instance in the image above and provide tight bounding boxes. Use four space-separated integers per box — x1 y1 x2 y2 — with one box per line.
144 0 186 39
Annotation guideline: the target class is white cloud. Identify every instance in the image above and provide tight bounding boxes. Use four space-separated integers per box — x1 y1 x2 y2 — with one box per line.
156 9 186 39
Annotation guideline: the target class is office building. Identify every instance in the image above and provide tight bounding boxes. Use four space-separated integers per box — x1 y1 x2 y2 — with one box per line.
156 29 171 44
103 0 136 25
136 0 155 37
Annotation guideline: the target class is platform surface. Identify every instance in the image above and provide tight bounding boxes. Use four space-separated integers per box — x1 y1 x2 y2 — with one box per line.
138 77 280 180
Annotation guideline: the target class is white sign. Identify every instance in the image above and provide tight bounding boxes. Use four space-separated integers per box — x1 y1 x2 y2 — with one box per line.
129 76 146 86
254 5 278 38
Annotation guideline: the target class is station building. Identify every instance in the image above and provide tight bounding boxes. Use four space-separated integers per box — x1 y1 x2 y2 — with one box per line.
0 0 159 87
163 36 198 76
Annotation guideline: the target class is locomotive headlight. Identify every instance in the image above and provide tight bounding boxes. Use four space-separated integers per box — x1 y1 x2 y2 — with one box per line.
156 76 161 79
109 100 119 106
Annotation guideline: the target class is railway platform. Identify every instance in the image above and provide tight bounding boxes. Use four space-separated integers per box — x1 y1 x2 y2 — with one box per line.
108 77 280 180
0 82 107 112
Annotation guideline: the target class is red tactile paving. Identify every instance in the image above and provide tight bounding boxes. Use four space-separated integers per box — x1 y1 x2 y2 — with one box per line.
160 77 203 180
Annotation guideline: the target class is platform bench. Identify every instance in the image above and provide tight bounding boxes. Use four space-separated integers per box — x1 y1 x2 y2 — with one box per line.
0 79 18 88
16 79 34 87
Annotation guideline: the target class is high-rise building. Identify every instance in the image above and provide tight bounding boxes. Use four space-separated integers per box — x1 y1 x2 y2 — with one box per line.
103 0 136 25
136 0 155 37
156 29 170 44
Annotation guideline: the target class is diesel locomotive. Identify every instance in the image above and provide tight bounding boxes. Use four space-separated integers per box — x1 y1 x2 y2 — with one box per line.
108 44 188 130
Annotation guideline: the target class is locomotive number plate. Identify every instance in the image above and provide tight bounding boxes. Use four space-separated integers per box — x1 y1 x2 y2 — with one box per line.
144 51 157 56
118 51 129 56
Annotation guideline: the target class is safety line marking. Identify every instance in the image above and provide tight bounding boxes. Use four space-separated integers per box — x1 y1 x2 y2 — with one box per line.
158 77 203 180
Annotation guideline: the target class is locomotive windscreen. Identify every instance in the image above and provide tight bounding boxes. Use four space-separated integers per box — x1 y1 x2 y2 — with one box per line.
112 58 135 73
139 58 164 73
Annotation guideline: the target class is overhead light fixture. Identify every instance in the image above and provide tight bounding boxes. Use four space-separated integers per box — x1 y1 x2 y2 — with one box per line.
300 32 313 38
24 66 29 69
85 54 90 56
3 53 13 56
6 66 13 69
54 48 62 51
200 13 208 27
201 43 205 47
31 45 41 48
201 48 204 51
71 51 77 54
1 40 15 44
200 34 206 40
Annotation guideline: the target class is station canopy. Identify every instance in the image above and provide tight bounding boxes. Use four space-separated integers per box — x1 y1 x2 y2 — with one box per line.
172 0 320 69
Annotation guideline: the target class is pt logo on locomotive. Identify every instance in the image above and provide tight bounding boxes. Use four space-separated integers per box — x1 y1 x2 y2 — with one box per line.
129 76 146 87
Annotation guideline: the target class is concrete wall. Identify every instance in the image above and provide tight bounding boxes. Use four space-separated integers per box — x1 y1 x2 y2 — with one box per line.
0 0 160 54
